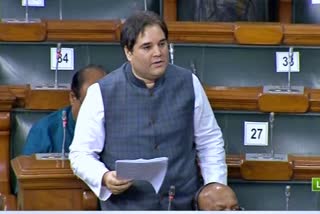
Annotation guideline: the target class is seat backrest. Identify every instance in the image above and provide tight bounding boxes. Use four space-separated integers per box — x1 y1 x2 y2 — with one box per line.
9 108 53 194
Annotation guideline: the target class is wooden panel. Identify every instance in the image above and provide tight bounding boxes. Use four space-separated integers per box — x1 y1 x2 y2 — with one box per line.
47 20 121 42
240 160 293 180
227 154 243 178
23 189 82 210
234 23 283 45
163 0 177 21
278 0 292 23
205 86 320 113
205 86 260 111
1 19 320 45
307 88 320 112
0 87 16 111
82 190 98 210
283 24 320 45
6 85 320 113
0 21 46 41
258 92 309 113
12 156 97 210
25 88 70 110
0 113 10 131
8 85 29 108
291 155 320 180
0 132 10 194
0 194 16 210
227 154 320 180
168 22 234 44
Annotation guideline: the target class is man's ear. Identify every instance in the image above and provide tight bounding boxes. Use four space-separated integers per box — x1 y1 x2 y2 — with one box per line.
124 46 132 62
69 91 76 105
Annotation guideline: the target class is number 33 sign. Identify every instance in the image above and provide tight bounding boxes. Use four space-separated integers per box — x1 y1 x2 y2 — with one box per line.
244 121 269 146
50 47 74 70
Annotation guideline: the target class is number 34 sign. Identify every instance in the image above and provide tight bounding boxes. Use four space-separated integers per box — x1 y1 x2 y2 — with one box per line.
244 121 269 146
50 47 74 70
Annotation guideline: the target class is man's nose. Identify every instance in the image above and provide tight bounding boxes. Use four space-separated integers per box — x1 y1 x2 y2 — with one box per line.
153 46 161 56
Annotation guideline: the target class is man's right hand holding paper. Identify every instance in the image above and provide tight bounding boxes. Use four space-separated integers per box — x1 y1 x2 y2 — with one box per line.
102 171 133 195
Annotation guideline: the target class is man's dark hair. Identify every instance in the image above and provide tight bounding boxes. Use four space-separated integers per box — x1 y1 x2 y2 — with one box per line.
71 64 107 99
120 11 168 52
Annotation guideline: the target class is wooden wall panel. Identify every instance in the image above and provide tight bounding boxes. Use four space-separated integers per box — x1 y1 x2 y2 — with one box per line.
0 132 10 194
46 20 121 42
168 22 234 44
0 21 46 42
278 0 292 23
1 19 320 45
25 88 69 110
234 23 283 45
227 154 320 180
163 0 177 21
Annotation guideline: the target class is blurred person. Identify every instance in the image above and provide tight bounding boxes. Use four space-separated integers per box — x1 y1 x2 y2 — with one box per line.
23 64 107 155
194 182 242 211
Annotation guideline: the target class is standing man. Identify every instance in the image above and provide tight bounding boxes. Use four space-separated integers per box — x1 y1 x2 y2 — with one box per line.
69 11 227 210
23 64 107 155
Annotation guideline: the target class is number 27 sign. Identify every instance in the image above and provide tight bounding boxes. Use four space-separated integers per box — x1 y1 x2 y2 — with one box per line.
244 121 269 146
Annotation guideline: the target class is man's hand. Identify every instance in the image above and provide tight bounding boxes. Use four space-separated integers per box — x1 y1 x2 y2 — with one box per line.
103 171 133 195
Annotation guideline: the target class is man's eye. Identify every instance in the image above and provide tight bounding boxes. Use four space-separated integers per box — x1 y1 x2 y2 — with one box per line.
159 42 166 47
143 46 150 50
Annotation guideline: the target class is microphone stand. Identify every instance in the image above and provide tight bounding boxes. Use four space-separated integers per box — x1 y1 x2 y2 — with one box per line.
269 112 275 158
167 185 175 211
54 43 62 88
287 47 293 92
169 43 174 64
25 0 29 22
285 185 291 210
61 110 67 160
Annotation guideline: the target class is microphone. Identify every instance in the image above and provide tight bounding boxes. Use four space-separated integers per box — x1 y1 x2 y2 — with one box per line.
269 112 275 158
287 47 294 92
169 43 174 64
288 47 294 58
269 112 275 124
56 43 62 61
167 185 175 210
54 43 62 88
61 110 67 159
62 109 67 128
285 185 291 210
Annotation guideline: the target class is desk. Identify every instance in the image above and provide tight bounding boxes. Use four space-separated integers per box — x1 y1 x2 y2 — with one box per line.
11 155 97 210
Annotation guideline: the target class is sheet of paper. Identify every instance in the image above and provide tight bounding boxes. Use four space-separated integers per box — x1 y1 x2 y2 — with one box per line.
115 157 168 193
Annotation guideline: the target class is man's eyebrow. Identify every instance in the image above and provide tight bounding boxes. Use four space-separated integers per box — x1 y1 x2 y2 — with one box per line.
139 38 167 47
139 42 151 48
159 38 167 43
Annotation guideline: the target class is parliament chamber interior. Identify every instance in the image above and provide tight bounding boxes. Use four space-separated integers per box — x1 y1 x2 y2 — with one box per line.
1 0 320 211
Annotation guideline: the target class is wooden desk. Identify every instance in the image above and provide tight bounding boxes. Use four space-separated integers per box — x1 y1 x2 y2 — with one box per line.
11 155 97 210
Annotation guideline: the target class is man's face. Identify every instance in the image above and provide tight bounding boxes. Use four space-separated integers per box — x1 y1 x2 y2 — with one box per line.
124 25 169 84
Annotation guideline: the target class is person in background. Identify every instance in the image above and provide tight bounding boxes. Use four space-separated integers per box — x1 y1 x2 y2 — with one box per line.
23 64 107 155
194 182 242 211
69 11 227 210
194 0 257 22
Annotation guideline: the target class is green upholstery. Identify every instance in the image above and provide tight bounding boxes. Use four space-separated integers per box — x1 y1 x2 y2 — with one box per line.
9 109 53 194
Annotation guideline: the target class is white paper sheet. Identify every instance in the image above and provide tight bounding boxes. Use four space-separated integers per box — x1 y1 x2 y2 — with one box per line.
115 157 168 193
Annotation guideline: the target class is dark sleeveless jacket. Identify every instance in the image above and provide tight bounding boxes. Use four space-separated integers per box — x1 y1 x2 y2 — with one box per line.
98 62 201 210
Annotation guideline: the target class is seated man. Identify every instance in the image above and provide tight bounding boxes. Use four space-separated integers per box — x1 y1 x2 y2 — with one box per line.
23 64 107 155
194 182 242 211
